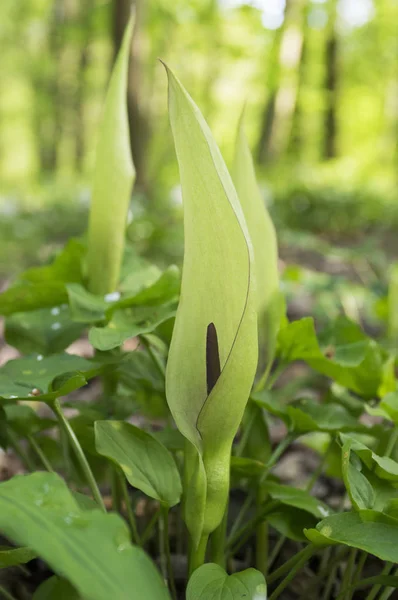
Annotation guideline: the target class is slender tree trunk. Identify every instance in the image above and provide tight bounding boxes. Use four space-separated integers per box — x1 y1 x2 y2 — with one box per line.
33 0 64 174
287 2 310 158
256 15 287 164
113 0 151 195
74 1 95 172
323 0 338 159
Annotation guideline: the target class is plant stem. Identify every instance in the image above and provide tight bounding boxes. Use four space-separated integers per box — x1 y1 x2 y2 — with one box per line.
118 471 140 545
161 506 177 600
227 501 280 555
378 571 398 600
51 399 105 511
268 545 315 584
351 551 367 593
255 361 286 393
111 468 122 514
269 439 333 575
6 428 35 472
189 534 208 576
27 434 54 473
268 545 315 600
140 336 166 378
0 585 18 600
385 427 398 458
256 486 268 576
228 434 294 548
211 503 228 568
365 562 394 600
267 533 287 572
336 548 357 600
141 508 160 545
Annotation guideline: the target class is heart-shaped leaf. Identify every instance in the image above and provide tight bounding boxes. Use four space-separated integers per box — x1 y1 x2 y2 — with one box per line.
277 317 385 398
305 510 398 563
186 563 267 600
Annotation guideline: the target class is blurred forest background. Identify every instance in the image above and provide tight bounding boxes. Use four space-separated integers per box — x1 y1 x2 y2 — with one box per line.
1 0 398 326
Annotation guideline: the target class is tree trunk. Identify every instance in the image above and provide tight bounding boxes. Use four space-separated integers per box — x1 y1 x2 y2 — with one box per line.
256 18 286 164
74 1 94 172
323 0 338 159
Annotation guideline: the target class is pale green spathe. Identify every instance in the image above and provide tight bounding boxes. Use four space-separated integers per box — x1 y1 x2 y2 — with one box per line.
233 114 280 364
87 17 135 295
164 64 258 542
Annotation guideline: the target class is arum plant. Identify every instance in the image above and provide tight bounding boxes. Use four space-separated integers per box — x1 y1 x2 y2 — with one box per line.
233 113 282 386
163 64 258 571
86 16 135 295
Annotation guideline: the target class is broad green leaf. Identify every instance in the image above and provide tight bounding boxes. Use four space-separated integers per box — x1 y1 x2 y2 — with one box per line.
4 405 55 436
5 305 84 355
108 266 180 316
267 506 318 541
0 472 170 600
305 510 398 562
95 421 182 506
186 563 266 600
0 354 98 394
277 316 385 397
0 546 36 568
241 401 271 464
67 284 108 323
230 456 266 479
33 576 81 600
233 113 281 365
86 16 135 295
89 302 177 351
366 392 398 424
252 392 369 435
341 434 398 481
264 482 331 519
0 240 85 316
164 65 258 541
341 437 375 510
0 354 107 403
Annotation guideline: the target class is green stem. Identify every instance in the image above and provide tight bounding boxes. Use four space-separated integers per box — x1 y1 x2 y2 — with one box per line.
141 336 166 378
268 545 315 584
336 548 357 600
161 507 177 600
141 508 160 545
0 585 18 600
375 570 398 600
267 533 286 572
227 434 294 548
52 399 105 511
211 502 228 568
268 545 315 600
256 487 268 576
189 534 208 576
118 471 140 545
255 361 286 393
269 438 333 574
227 500 280 555
111 468 122 514
6 428 35 472
365 562 394 600
27 434 54 473
385 427 398 458
351 551 367 595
